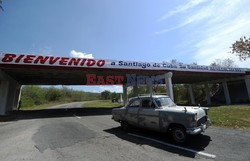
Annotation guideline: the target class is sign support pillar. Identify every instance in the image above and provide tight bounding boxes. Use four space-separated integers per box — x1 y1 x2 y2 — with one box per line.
123 84 128 105
188 84 195 105
133 83 138 97
222 80 231 105
164 72 174 101
204 82 211 105
0 70 21 115
245 75 250 102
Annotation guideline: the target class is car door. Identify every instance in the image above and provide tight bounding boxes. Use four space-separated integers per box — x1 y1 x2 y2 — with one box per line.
138 98 160 131
125 98 140 126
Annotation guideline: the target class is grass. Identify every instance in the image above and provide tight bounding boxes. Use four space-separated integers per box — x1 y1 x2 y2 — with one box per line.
209 105 250 129
83 100 123 108
20 101 70 110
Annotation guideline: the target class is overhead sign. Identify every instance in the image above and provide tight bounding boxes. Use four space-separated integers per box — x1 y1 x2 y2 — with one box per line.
0 53 246 73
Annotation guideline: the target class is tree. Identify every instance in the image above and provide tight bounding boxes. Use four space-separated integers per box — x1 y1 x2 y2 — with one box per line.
0 0 4 11
101 90 111 100
210 58 236 67
45 87 62 101
231 36 250 60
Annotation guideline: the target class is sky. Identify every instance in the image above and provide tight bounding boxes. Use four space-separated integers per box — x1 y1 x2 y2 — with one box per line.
0 0 250 93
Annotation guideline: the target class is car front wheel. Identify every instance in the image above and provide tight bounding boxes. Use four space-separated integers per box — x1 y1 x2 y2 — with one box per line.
171 126 187 144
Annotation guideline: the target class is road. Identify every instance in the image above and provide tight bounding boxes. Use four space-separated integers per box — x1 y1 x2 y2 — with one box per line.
0 102 249 161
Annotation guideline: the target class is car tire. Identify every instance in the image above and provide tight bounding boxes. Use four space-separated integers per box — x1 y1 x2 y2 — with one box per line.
171 126 187 144
120 121 130 131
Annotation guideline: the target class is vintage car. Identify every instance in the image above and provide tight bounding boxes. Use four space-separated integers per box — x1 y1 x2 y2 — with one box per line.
112 95 211 143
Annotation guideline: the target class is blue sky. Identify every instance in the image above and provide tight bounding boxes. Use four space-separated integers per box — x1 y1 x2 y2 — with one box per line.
1 0 250 93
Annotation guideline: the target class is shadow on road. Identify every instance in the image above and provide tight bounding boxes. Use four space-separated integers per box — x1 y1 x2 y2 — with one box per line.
104 127 212 158
0 108 115 122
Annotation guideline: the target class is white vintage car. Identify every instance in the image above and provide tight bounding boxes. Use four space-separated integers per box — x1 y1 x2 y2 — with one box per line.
112 95 211 143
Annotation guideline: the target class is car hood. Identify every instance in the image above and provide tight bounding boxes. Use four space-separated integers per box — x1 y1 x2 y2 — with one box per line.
161 106 206 120
181 106 206 120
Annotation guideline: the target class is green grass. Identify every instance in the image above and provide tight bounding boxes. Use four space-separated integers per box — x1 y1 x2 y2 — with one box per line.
209 105 250 129
20 101 70 110
83 100 123 108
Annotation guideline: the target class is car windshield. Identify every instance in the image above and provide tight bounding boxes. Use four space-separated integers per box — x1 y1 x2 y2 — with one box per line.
154 97 176 107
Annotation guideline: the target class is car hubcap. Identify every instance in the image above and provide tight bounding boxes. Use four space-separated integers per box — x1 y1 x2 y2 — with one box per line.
174 129 185 142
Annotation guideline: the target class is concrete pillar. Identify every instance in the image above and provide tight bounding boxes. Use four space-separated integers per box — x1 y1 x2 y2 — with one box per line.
148 83 153 97
120 93 123 103
222 80 231 105
0 81 10 115
146 85 150 93
13 85 22 110
188 84 195 105
245 75 250 102
133 83 138 97
123 84 128 105
204 82 211 105
0 70 21 115
164 72 174 101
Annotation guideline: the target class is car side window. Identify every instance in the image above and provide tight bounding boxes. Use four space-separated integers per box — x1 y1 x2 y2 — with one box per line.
141 99 151 108
151 102 156 108
141 99 156 108
128 99 140 108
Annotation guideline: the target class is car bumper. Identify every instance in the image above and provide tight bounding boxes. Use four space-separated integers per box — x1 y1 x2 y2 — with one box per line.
111 115 120 122
186 119 211 135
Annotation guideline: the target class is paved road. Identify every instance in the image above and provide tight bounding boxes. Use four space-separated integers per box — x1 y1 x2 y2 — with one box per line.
0 102 249 161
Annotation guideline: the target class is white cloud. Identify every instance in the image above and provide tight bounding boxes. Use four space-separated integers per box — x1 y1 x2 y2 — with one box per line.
158 0 209 21
157 0 250 67
70 50 94 59
38 47 52 55
100 85 123 93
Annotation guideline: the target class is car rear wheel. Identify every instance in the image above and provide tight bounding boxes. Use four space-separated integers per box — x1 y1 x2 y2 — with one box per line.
120 121 130 131
171 126 187 144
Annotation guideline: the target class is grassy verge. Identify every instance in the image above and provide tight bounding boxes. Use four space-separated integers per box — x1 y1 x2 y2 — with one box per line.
20 101 70 110
83 100 123 108
209 105 250 129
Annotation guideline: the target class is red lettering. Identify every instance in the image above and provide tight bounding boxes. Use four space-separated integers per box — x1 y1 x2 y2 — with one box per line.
15 55 24 63
106 76 114 85
23 55 36 63
59 57 69 65
49 57 60 65
87 59 96 66
86 74 97 85
68 58 81 66
115 76 124 85
97 76 105 85
80 59 86 66
34 56 49 64
97 60 105 67
2 54 16 62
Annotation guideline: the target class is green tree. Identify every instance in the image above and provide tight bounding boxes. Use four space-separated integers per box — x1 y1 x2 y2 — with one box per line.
231 36 250 60
111 92 119 99
45 87 62 101
101 90 111 100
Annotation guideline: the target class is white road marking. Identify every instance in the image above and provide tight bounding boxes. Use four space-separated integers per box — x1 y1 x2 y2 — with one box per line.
128 133 216 159
73 114 81 119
